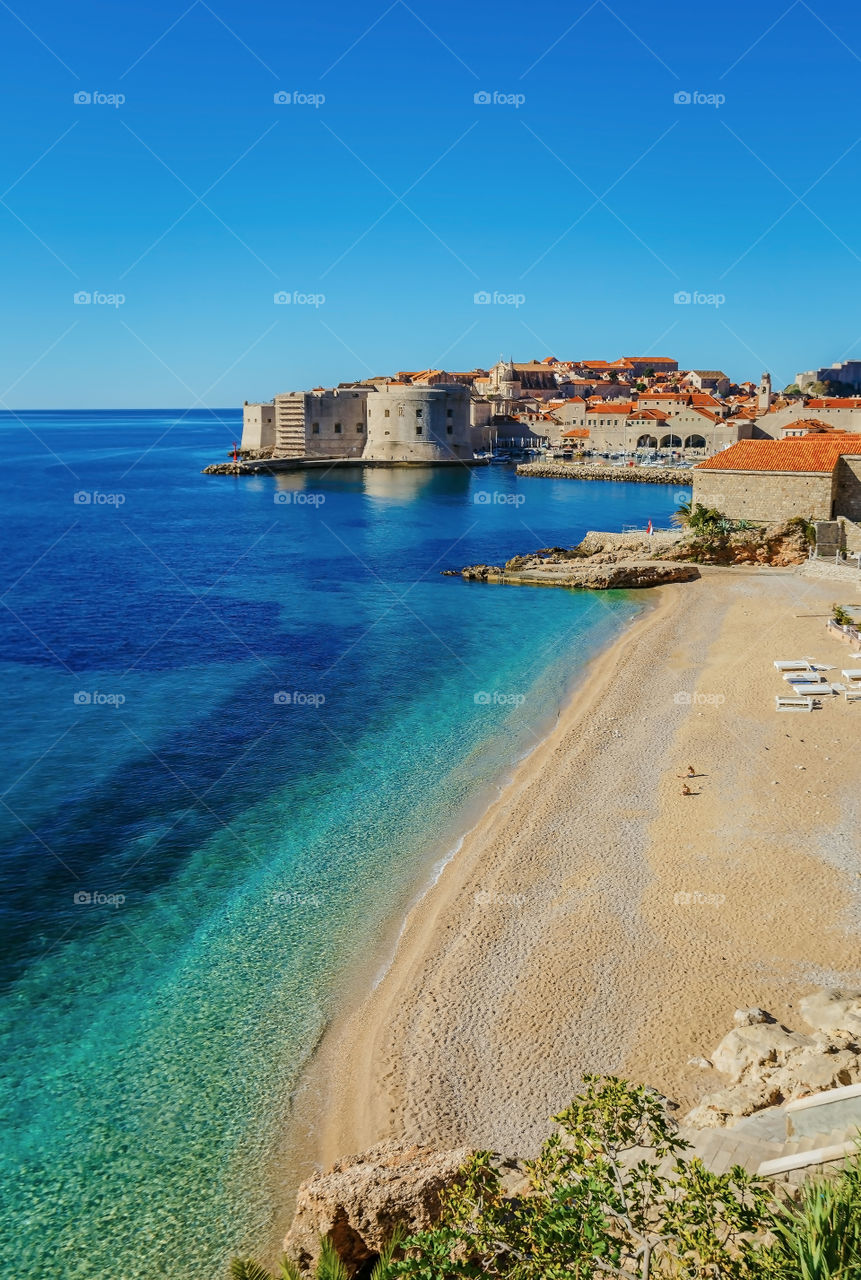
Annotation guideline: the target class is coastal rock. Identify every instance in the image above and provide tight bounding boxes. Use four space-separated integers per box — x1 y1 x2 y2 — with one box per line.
284 1141 472 1274
685 992 861 1130
661 520 809 567
771 1048 859 1097
733 1007 770 1027
461 564 503 581
685 1081 783 1129
711 1022 812 1083
450 557 699 591
799 989 861 1038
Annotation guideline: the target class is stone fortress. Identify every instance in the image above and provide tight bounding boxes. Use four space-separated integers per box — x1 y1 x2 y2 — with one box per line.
242 378 485 465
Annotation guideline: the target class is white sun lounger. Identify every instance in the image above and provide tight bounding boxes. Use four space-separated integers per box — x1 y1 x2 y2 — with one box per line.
791 682 831 696
841 670 861 681
776 696 815 711
774 660 814 671
846 690 861 703
783 672 824 685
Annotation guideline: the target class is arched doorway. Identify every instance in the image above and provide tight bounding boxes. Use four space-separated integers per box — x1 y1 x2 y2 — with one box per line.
636 434 658 448
660 434 682 449
684 434 707 450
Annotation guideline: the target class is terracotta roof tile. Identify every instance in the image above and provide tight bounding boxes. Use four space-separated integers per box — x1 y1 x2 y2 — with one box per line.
807 397 861 409
696 436 861 473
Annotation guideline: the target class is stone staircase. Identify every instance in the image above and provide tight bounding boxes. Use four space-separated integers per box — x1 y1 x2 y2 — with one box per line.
679 1083 861 1186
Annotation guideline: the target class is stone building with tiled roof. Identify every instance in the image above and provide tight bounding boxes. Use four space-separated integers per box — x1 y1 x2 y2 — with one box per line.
693 435 861 522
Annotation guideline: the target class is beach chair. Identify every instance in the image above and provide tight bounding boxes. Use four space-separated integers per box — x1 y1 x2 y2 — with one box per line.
783 671 824 685
774 660 813 671
775 696 815 711
841 670 861 682
846 690 861 704
790 682 832 696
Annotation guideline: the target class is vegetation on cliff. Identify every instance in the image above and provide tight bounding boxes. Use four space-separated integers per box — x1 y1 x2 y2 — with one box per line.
234 1078 861 1279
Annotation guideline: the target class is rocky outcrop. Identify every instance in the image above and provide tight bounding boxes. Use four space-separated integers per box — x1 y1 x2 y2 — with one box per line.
284 1141 473 1274
445 521 810 593
446 532 699 591
660 521 809 567
685 994 861 1129
517 462 686 485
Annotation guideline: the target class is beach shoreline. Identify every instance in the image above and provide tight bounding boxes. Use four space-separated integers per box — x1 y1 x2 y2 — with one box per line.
273 565 861 1251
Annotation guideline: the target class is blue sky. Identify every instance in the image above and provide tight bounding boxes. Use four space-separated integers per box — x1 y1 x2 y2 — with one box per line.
1 0 860 407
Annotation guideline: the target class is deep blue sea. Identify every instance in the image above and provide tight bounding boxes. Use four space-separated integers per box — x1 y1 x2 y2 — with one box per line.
0 410 688 1278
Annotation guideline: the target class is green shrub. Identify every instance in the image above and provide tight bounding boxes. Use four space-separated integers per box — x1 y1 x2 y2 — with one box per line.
767 1154 861 1279
382 1077 782 1279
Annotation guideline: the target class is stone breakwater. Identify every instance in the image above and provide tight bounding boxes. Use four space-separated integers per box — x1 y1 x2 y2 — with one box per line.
516 461 691 485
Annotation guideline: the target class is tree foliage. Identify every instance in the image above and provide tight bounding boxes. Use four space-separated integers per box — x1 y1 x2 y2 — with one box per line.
381 1077 789 1280
233 1080 861 1280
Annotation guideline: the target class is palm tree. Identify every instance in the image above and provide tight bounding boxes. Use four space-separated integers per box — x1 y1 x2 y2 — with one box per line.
231 1225 405 1280
672 498 692 528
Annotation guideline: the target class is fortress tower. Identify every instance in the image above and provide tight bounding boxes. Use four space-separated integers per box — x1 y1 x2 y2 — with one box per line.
363 384 473 463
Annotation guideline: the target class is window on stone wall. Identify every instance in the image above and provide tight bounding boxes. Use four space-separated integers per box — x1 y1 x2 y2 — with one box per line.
312 423 320 434
398 406 404 416
447 409 453 418
416 408 423 418
416 426 422 436
356 424 363 432
334 423 342 433
446 425 453 435
384 409 390 418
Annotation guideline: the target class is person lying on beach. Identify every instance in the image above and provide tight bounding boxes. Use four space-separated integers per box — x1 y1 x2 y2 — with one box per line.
681 783 693 796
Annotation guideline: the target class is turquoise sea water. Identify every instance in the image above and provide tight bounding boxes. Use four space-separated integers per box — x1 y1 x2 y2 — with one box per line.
0 411 688 1278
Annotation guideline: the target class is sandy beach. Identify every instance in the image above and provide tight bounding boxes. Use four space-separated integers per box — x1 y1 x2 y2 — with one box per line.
288 566 861 1185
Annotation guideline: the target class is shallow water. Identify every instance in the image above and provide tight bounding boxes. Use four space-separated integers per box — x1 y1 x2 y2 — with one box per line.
0 410 687 1278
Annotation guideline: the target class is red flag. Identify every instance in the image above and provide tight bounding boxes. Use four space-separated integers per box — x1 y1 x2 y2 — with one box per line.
647 519 653 536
